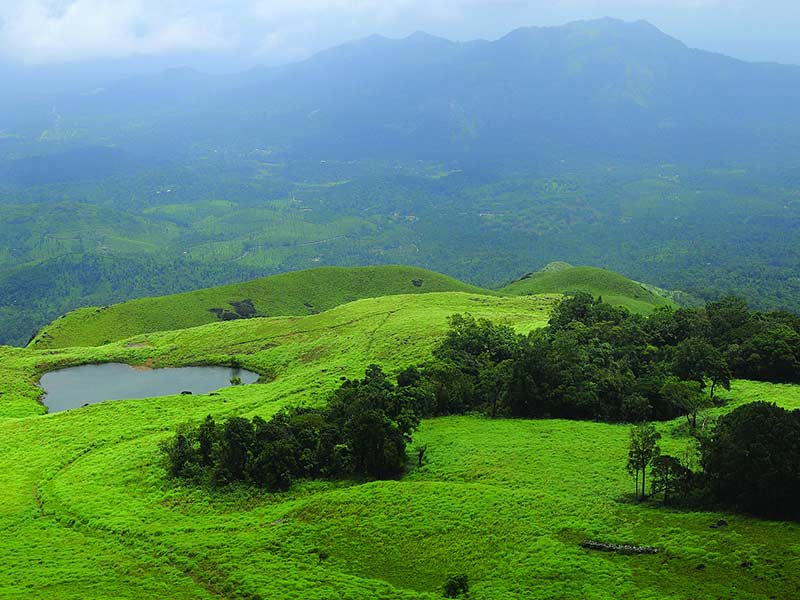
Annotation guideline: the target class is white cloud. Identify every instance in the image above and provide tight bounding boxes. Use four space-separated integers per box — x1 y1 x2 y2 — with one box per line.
0 0 231 64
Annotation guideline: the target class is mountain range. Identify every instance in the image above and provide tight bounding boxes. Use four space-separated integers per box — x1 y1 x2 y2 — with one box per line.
4 18 800 168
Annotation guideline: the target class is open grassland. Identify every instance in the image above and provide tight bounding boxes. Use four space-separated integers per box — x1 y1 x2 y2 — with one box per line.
30 264 670 352
2 292 799 599
501 266 674 314
6 292 553 420
30 266 497 350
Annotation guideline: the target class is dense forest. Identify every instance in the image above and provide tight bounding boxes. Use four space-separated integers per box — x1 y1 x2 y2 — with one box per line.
3 160 800 346
395 293 800 423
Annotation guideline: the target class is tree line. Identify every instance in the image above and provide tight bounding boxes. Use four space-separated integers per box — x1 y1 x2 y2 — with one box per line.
399 293 800 424
627 402 800 520
162 293 800 507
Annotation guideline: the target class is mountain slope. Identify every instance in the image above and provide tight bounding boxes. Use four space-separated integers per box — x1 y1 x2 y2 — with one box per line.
501 264 674 313
29 265 497 349
29 262 677 349
1 289 799 598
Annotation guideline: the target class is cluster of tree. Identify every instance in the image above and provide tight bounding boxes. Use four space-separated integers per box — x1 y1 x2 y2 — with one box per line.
162 293 800 499
161 365 421 491
402 293 800 424
626 422 697 505
647 295 800 383
701 401 800 519
627 402 800 520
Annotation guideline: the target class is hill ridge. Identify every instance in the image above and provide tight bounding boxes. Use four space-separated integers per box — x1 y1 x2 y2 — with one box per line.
501 265 675 314
29 265 496 349
30 263 677 350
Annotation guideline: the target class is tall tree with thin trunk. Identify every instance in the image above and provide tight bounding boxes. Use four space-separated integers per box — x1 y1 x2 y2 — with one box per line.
627 422 661 499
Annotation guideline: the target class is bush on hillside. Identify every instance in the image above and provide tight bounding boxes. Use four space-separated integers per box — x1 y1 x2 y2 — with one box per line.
443 574 469 598
160 365 420 490
700 402 800 519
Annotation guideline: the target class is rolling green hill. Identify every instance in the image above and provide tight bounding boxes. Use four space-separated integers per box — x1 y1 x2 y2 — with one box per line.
501 264 675 314
29 265 497 349
1 290 798 598
29 263 679 350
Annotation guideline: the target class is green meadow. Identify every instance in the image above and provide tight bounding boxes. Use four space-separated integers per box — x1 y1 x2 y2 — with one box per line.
501 266 675 315
1 289 799 599
29 266 497 349
30 264 673 350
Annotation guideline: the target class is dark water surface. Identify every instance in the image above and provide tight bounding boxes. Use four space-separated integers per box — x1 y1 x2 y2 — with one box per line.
40 363 259 413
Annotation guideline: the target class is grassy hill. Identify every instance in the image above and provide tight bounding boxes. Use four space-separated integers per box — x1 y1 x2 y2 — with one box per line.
29 265 496 349
501 264 675 314
30 263 678 350
1 290 799 598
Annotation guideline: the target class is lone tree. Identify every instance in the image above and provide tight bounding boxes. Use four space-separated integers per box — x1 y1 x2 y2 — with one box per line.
627 422 661 500
416 444 427 467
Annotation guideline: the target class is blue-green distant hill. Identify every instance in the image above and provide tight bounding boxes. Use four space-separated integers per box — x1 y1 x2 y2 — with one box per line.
5 18 800 166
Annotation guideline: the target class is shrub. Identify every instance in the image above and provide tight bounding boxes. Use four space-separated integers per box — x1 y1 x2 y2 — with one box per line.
443 574 469 598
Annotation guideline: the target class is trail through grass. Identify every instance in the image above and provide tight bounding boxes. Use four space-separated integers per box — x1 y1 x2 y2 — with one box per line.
1 292 798 599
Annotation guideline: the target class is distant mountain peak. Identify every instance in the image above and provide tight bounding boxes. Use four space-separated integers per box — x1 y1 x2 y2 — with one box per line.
405 30 451 43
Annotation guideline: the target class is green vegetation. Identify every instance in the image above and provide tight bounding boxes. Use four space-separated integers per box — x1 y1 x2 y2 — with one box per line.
163 366 421 490
30 265 496 349
31 263 682 351
387 293 750 424
627 422 662 500
700 402 800 518
3 18 800 596
625 401 800 520
501 265 674 314
2 287 799 598
3 160 800 348
4 21 800 347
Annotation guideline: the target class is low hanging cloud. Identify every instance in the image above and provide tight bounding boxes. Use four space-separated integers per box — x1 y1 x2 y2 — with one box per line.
0 0 468 65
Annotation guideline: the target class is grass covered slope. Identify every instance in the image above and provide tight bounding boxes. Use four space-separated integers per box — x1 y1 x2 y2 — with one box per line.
502 264 674 314
2 292 554 420
27 262 676 351
29 265 497 349
1 292 799 598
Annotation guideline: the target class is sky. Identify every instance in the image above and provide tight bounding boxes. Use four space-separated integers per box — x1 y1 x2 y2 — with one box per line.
0 0 798 79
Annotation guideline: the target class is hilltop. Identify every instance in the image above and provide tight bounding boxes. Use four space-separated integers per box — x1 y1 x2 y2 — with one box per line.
501 263 675 314
29 263 678 349
29 265 495 349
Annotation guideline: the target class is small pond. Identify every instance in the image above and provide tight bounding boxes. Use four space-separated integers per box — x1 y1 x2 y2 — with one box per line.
39 363 259 413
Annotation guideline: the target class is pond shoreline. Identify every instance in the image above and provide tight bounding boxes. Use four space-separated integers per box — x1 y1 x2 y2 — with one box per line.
39 363 260 413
